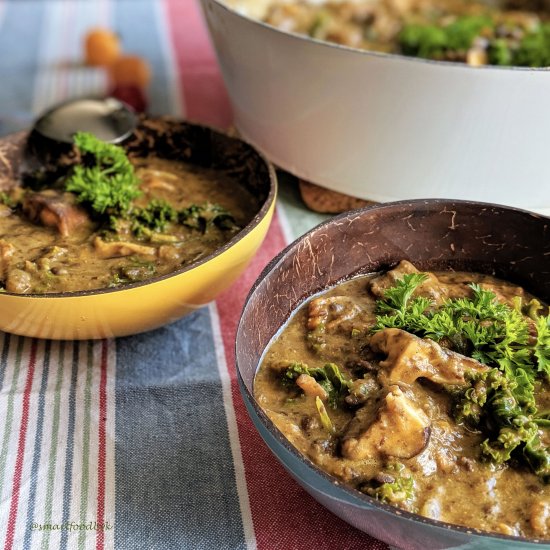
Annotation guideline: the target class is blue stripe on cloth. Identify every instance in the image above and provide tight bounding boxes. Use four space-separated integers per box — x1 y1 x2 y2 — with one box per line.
112 0 177 115
0 0 46 135
59 342 80 550
23 340 51 550
0 334 11 394
115 312 247 550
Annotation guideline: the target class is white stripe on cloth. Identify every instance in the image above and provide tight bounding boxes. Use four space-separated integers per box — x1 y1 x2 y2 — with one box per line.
154 0 185 119
275 202 295 246
209 303 258 550
102 340 117 550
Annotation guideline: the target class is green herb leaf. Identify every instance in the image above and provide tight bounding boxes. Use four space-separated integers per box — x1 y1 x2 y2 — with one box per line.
399 16 494 60
66 132 142 217
535 315 550 377
455 368 549 480
365 464 415 504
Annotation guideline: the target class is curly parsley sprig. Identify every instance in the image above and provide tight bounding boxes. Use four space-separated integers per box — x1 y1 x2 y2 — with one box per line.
66 132 142 216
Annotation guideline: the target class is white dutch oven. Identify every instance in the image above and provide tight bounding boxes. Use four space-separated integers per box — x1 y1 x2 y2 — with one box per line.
201 0 550 215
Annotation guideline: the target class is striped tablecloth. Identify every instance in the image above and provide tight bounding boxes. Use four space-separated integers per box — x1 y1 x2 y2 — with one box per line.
0 1 390 549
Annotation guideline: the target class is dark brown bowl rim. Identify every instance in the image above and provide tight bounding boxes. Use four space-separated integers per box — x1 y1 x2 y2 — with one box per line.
0 120 277 299
207 0 550 74
236 198 549 546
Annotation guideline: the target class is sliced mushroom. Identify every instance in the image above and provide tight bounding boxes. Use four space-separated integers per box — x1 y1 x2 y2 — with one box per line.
22 191 91 237
341 385 431 460
93 236 156 258
5 268 32 294
370 328 488 387
138 169 178 193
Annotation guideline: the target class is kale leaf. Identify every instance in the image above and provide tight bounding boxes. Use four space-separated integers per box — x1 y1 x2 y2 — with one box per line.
455 369 549 480
131 199 178 237
284 362 352 407
364 463 415 504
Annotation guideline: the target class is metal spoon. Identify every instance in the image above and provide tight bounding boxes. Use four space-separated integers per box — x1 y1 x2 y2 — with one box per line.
32 96 137 144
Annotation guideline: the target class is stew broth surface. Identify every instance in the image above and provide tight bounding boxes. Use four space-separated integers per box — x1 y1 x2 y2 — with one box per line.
255 263 550 538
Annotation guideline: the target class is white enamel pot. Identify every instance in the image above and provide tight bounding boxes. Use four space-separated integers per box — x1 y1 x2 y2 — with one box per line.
201 0 550 215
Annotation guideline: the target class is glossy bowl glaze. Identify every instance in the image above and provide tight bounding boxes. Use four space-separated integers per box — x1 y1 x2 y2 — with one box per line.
0 118 276 340
201 0 550 215
236 199 549 549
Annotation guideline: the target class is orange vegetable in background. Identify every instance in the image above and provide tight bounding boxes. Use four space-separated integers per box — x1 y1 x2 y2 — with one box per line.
108 55 151 89
84 28 121 66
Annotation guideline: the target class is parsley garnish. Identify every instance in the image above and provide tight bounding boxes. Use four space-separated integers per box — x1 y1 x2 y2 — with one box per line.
66 132 142 216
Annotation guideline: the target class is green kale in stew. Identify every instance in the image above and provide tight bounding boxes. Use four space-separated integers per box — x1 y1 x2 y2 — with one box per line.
255 261 550 538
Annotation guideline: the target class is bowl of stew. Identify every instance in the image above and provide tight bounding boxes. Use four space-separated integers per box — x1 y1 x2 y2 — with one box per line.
236 199 549 549
201 0 550 215
0 117 276 339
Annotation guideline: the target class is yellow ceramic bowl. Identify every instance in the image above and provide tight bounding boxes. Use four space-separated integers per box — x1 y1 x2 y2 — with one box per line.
0 118 277 340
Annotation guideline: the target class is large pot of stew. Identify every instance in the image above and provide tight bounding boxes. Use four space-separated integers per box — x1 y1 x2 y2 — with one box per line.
201 0 550 214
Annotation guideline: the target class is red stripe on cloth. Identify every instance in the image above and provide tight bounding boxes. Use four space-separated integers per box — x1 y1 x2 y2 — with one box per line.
96 340 108 550
216 226 388 550
164 0 232 129
3 340 38 550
